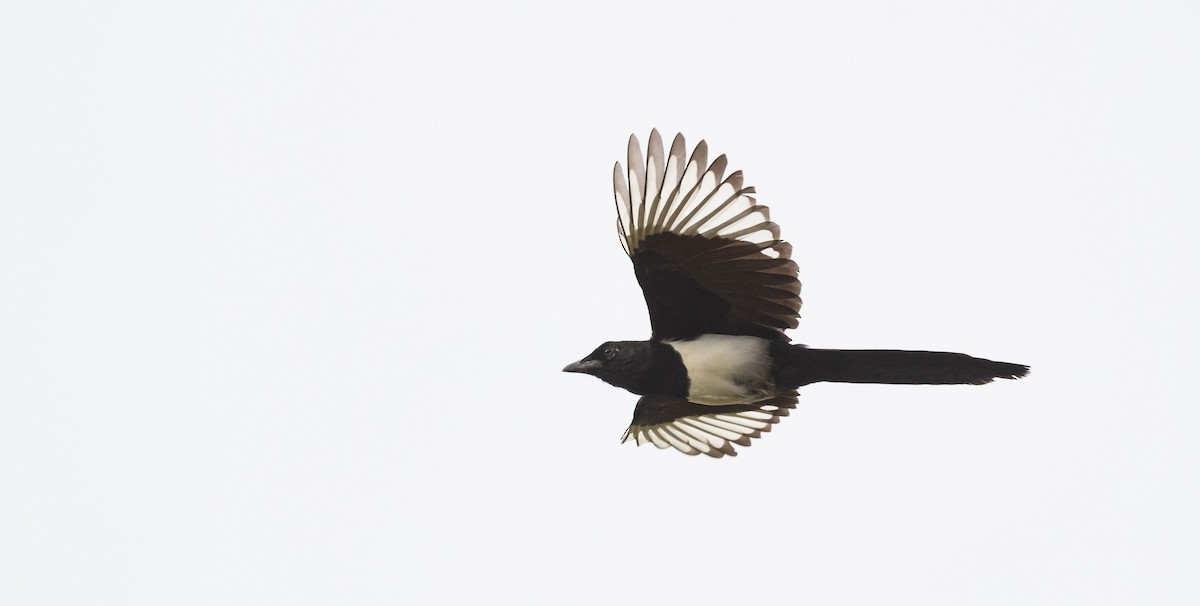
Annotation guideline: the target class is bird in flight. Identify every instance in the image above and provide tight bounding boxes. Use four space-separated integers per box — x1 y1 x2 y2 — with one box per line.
564 130 1029 458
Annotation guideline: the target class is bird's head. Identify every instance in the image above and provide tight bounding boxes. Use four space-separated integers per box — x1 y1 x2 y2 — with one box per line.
563 341 653 393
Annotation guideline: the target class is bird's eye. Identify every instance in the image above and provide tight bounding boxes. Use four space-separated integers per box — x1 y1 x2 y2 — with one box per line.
602 346 616 359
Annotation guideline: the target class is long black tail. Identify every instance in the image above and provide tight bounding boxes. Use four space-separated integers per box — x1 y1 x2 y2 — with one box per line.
770 344 1029 387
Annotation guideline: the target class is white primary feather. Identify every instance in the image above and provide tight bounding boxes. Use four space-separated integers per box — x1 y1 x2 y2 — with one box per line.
614 130 781 258
621 398 795 458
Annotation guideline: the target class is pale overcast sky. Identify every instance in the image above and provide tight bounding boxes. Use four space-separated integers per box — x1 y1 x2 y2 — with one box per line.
2 2 1198 604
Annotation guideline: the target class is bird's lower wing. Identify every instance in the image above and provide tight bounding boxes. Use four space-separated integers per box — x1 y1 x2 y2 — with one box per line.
622 392 798 458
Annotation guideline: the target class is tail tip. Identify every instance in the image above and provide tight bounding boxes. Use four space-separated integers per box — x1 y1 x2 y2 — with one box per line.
970 362 1029 385
995 362 1030 382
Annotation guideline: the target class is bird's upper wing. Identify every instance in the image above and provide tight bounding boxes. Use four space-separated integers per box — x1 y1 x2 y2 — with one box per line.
614 130 801 341
621 392 798 458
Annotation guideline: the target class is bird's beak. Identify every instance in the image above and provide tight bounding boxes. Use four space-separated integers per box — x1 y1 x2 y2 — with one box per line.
563 359 601 374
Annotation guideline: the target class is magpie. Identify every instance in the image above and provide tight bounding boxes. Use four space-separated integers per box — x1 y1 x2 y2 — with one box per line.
563 130 1029 458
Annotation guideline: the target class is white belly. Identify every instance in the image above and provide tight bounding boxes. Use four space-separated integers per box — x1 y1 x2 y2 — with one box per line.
666 334 776 405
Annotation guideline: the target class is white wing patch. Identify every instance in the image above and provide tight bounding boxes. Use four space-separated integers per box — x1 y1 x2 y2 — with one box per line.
613 130 783 259
621 399 795 458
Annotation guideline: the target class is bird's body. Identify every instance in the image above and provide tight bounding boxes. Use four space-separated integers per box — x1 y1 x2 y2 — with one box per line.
666 335 775 405
564 130 1028 457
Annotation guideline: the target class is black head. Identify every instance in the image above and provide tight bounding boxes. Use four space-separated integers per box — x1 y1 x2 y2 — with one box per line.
562 340 687 396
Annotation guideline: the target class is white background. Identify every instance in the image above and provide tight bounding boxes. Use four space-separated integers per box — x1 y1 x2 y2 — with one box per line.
2 2 1198 604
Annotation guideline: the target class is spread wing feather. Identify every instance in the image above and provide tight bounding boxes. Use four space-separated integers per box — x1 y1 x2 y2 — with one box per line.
621 392 799 458
613 130 802 341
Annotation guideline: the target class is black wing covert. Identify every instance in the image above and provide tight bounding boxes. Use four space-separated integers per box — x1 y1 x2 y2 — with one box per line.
621 392 799 458
614 130 802 341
